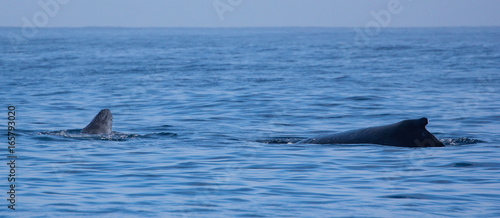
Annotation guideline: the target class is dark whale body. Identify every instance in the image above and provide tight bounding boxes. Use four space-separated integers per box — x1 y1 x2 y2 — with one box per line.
299 118 444 147
82 109 113 134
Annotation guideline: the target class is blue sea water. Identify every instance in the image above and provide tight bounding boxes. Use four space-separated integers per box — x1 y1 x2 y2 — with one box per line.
1 27 500 217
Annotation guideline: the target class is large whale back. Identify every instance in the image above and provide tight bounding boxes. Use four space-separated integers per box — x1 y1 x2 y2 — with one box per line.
300 117 445 147
376 117 444 147
82 109 113 134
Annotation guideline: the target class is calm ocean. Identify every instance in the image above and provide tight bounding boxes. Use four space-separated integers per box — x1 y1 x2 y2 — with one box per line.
1 27 499 217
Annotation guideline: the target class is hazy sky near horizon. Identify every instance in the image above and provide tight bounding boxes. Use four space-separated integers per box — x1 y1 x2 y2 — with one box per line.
1 0 499 27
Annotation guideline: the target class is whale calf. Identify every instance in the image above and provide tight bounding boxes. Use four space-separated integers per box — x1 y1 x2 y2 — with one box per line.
82 109 113 134
299 117 445 147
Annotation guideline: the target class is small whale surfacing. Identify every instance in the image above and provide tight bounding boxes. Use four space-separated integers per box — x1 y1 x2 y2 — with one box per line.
82 109 113 134
37 109 166 140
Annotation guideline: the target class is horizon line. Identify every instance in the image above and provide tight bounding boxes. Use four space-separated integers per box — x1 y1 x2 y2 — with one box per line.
1 25 499 29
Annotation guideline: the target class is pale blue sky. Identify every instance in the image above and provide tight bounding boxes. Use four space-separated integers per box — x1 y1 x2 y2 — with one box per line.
1 0 499 27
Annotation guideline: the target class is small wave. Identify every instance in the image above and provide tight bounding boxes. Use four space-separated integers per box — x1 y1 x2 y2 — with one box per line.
382 194 467 201
442 137 485 146
38 129 177 141
141 132 177 137
245 77 284 83
256 137 306 144
440 161 500 168
38 129 139 141
382 194 469 201
444 162 477 168
259 137 485 147
32 91 72 97
343 95 383 101
383 194 428 199
373 45 413 51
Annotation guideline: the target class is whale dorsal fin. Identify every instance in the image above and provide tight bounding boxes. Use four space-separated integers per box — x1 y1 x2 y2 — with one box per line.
417 117 429 128
82 109 113 134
